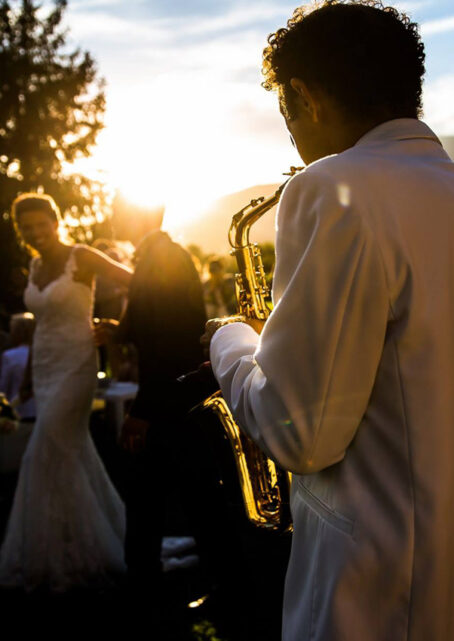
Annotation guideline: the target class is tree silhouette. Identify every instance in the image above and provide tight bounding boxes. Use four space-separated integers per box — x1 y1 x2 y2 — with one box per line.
0 0 107 321
0 0 106 213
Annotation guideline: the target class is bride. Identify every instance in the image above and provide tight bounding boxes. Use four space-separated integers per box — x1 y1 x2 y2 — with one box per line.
0 193 132 592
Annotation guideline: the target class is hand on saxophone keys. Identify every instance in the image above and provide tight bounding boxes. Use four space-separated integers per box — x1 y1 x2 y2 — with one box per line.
200 315 265 358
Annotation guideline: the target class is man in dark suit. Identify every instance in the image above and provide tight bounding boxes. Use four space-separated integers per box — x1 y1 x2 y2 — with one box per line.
97 212 207 598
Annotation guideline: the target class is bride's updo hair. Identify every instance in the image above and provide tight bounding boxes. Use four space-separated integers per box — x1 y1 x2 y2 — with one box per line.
11 193 61 224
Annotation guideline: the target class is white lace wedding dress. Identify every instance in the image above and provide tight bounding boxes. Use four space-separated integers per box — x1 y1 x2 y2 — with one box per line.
0 247 126 592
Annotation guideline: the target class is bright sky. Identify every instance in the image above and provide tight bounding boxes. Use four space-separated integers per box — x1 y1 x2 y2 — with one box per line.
57 0 454 229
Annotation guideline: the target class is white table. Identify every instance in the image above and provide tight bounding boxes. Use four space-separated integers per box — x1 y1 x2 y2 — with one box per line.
95 381 138 438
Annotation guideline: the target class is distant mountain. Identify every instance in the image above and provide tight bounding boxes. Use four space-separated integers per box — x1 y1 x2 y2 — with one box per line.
173 183 281 254
441 136 454 160
175 136 454 254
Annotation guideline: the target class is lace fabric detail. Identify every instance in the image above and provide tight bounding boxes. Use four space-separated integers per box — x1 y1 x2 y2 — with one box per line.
0 245 126 592
28 244 89 288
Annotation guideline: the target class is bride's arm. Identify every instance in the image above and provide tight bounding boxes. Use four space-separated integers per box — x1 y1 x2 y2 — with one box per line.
74 245 133 287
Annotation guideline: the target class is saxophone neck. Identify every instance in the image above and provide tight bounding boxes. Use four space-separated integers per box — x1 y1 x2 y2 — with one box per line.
230 167 302 322
230 188 281 250
229 167 302 250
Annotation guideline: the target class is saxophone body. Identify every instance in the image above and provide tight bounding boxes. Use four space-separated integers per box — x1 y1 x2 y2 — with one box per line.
203 168 301 532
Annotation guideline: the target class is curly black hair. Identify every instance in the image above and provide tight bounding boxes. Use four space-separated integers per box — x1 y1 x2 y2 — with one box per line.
262 0 425 123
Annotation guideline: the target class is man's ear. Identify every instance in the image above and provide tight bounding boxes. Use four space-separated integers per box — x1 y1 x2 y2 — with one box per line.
290 77 319 123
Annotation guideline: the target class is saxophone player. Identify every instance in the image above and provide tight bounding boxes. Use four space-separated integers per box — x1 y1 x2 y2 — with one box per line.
203 2 454 640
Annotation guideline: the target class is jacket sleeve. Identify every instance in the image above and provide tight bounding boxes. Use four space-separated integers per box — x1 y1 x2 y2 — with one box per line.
210 169 390 474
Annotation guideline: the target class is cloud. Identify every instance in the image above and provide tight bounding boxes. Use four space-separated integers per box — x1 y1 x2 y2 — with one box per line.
65 0 295 46
61 0 454 203
173 3 294 38
423 74 454 135
69 0 125 9
421 15 454 36
65 5 275 89
65 10 169 43
393 1 435 12
66 0 230 19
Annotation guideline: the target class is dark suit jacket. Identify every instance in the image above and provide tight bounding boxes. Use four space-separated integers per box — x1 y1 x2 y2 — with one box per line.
119 231 206 420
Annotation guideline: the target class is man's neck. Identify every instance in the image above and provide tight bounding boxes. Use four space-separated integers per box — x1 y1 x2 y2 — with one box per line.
312 116 400 163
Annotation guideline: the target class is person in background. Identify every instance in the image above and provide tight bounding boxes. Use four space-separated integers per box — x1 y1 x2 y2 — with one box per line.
95 208 207 606
203 257 236 319
92 238 132 378
0 313 36 421
93 238 130 322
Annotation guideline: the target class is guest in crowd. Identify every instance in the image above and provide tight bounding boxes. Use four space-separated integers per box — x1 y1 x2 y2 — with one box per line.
0 312 36 421
93 238 130 322
203 257 236 319
92 238 132 377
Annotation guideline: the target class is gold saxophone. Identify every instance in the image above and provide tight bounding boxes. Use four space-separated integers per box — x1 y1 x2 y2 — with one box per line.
203 167 302 532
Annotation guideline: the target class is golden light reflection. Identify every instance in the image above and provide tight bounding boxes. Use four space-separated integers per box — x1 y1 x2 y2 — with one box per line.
66 76 300 237
337 182 351 207
187 594 209 609
111 151 228 233
72 146 224 235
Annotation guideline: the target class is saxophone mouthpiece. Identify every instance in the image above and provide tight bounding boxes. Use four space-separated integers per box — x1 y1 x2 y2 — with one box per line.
283 166 303 176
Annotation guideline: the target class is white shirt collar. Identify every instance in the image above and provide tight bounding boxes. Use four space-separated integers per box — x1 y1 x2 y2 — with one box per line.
355 118 442 148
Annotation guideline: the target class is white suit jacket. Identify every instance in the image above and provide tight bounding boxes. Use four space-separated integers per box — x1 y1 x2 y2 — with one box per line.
210 119 454 641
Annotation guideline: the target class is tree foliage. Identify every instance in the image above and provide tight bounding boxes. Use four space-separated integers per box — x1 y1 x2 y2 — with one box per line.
0 0 106 215
0 0 107 321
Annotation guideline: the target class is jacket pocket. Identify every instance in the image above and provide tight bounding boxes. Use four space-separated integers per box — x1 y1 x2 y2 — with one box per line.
296 480 354 537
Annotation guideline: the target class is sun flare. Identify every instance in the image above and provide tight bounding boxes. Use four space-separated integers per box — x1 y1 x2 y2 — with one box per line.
112 164 221 233
69 74 297 239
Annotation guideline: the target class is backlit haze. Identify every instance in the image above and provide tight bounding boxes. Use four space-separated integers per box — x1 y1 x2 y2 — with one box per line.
54 0 454 244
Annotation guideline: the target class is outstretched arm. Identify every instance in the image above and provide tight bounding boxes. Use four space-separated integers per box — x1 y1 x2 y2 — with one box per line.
75 245 133 287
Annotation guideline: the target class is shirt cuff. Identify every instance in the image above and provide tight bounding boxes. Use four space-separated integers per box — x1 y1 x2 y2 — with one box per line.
210 322 260 378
